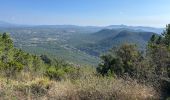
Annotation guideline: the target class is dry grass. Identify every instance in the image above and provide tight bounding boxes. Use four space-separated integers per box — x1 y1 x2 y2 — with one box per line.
47 76 158 100
0 73 159 100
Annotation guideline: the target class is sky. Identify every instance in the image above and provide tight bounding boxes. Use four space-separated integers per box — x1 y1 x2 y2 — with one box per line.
0 0 170 27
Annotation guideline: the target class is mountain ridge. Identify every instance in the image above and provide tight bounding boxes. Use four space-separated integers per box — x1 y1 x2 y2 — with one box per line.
77 28 156 56
0 21 163 34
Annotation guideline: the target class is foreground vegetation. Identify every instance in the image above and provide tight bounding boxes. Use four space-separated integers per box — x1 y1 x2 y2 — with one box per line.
0 69 157 100
0 24 170 99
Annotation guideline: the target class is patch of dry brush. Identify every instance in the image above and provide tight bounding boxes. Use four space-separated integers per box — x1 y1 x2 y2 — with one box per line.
0 74 158 100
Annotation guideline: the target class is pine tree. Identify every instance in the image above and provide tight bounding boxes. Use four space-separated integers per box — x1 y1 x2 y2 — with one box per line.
163 24 170 47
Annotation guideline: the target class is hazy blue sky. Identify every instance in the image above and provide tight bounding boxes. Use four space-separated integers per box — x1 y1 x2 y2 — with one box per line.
0 0 170 27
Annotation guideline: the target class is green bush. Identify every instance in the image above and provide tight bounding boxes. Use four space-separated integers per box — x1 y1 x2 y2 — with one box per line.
46 67 66 80
97 44 143 78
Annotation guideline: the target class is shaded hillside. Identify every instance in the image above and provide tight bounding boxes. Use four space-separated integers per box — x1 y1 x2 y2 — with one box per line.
77 29 156 56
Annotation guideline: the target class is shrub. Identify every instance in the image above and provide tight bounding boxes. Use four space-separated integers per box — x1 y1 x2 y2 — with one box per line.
97 44 143 78
46 67 65 80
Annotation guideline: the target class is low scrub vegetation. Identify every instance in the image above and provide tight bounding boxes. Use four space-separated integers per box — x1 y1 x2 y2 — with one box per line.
0 70 158 100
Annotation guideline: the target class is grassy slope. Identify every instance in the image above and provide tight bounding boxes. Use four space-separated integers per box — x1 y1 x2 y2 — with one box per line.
0 68 158 100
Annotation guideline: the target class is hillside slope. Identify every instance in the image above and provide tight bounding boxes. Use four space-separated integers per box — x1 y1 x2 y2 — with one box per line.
77 29 155 56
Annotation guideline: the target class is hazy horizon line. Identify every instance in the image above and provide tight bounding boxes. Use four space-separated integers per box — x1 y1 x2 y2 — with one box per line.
0 20 164 28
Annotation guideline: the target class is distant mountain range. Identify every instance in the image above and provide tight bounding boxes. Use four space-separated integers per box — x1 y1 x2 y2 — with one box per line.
0 21 33 28
106 25 163 34
0 21 15 27
0 21 164 34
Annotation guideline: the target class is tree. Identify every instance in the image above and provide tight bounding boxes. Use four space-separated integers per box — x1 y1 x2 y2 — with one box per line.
2 61 23 83
97 54 123 77
162 24 170 47
40 54 52 65
147 24 170 79
150 34 157 43
1 33 14 64
13 49 33 72
32 56 42 72
116 44 143 76
97 44 143 78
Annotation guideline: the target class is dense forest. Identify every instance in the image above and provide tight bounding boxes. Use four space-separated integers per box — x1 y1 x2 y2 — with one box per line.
0 24 170 99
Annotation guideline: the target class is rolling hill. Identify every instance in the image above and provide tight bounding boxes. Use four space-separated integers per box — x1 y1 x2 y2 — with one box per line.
76 28 156 56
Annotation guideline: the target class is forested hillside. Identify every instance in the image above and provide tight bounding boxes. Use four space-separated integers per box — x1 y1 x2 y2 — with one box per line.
77 28 155 56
